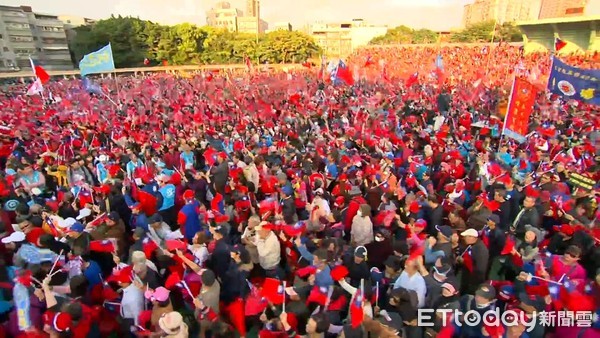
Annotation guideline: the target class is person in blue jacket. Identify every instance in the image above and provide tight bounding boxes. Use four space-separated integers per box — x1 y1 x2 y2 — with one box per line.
178 189 202 242
294 237 333 288
155 174 177 229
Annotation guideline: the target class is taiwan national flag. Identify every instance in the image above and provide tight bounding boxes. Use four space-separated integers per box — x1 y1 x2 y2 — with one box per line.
462 246 474 273
554 37 567 52
142 237 159 259
90 239 116 253
406 72 419 87
331 60 354 86
307 286 329 305
479 226 490 248
261 278 285 305
350 289 364 328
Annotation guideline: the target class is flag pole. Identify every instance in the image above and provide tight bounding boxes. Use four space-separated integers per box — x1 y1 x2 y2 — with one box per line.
498 75 517 151
485 19 498 73
114 73 122 106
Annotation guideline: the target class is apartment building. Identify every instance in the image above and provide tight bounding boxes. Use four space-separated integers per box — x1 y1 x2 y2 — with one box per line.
206 2 243 32
0 5 72 71
310 19 387 58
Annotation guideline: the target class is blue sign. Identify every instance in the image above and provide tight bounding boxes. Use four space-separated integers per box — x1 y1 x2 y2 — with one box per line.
547 57 600 105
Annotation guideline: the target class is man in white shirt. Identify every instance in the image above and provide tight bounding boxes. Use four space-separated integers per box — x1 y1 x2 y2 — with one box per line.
241 216 261 264
393 257 426 308
254 221 282 279
111 272 144 331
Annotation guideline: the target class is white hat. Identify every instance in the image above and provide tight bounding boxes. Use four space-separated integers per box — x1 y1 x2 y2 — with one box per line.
460 228 479 238
31 187 42 196
158 311 187 336
58 217 77 228
1 231 26 244
76 208 92 220
98 155 108 162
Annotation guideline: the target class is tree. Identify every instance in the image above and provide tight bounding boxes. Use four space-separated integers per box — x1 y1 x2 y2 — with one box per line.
369 26 438 45
70 16 322 68
496 22 523 42
260 30 321 63
450 20 523 43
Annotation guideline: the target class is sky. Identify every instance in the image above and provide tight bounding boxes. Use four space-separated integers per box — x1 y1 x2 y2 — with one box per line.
2 0 470 31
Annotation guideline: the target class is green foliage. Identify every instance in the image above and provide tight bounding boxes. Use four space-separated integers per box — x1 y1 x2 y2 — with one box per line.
450 20 523 43
69 16 321 68
368 21 523 45
369 25 438 45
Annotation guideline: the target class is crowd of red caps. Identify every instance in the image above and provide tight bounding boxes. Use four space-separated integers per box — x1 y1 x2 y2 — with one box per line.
0 43 597 338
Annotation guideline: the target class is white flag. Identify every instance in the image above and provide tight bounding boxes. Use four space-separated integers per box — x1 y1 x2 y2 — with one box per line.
26 79 43 96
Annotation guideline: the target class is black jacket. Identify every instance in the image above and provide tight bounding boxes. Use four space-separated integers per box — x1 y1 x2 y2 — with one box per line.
280 196 297 224
207 238 232 281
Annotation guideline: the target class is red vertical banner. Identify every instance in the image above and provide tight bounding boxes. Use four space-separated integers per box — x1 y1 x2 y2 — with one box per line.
502 77 536 143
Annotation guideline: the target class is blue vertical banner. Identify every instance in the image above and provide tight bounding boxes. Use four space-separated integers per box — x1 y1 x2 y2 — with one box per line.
79 43 116 76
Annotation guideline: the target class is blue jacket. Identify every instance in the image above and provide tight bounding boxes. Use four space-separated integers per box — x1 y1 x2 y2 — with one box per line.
179 201 201 241
158 184 176 211
297 245 333 288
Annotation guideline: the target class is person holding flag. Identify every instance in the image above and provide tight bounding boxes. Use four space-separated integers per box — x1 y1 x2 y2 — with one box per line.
457 229 489 295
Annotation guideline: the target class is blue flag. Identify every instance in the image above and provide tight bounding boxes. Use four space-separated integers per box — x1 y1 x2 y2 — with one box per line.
548 56 600 105
82 77 102 95
79 43 115 76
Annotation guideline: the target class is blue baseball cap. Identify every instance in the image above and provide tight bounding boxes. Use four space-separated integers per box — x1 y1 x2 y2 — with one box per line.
70 222 84 233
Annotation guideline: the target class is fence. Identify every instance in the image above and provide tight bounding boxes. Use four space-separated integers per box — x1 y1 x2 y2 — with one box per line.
0 63 305 79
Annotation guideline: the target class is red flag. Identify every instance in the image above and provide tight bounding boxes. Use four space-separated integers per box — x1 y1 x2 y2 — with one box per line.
295 266 317 278
87 213 107 227
437 323 455 338
245 282 267 315
503 77 536 141
307 286 328 305
164 272 183 289
405 72 419 87
480 228 490 248
364 56 375 67
30 58 50 84
165 239 187 252
142 238 159 258
330 265 349 282
462 247 474 273
261 278 284 305
90 239 116 253
350 289 364 328
501 236 516 255
335 61 354 86
555 37 567 52
77 188 94 208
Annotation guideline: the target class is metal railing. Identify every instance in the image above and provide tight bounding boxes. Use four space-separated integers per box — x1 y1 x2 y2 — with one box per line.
0 63 305 78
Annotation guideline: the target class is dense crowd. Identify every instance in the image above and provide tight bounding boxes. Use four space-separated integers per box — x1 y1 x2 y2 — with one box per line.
0 43 598 338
